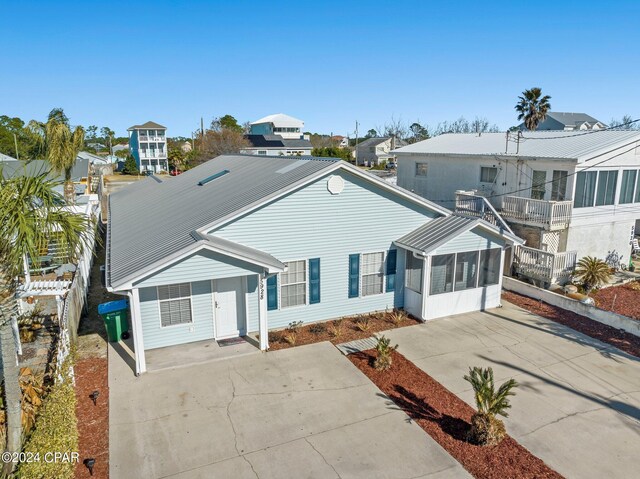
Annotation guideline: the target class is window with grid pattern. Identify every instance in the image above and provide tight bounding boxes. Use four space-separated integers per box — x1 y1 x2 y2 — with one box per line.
361 252 384 296
281 260 306 308
158 283 192 327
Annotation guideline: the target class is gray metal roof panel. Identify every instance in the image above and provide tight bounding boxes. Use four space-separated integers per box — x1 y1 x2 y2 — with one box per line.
202 234 286 271
396 215 477 253
108 155 338 286
394 130 640 161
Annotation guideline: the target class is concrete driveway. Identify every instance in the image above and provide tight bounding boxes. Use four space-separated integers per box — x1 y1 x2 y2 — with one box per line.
385 301 640 479
109 341 468 478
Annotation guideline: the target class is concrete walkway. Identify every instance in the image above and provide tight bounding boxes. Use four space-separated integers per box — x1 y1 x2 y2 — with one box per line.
385 302 640 479
109 341 469 478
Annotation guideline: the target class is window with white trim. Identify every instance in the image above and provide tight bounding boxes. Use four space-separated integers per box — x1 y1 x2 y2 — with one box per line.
415 162 428 177
158 283 192 327
480 166 497 183
281 260 306 308
405 251 423 292
361 252 385 296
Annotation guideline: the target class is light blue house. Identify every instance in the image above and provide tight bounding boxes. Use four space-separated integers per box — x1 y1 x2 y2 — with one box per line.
106 155 521 374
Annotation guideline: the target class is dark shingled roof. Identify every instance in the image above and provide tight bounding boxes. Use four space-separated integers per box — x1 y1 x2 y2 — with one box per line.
245 134 312 149
128 121 167 130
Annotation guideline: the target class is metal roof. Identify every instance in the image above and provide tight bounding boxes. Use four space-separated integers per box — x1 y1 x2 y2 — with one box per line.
395 214 522 254
0 157 90 182
127 121 167 130
108 154 451 288
250 113 304 126
198 233 285 271
394 130 640 162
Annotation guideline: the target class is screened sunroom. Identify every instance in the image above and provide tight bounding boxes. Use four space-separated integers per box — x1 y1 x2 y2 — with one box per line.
395 215 522 321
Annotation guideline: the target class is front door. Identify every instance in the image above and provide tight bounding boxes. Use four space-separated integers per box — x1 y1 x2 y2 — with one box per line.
213 277 246 339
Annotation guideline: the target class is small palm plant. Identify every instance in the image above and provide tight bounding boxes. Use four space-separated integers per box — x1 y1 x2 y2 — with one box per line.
572 256 611 294
355 315 371 332
463 366 518 446
387 308 408 326
373 335 398 371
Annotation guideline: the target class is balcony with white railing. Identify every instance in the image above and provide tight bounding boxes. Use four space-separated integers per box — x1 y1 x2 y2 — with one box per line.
138 135 165 142
512 245 577 285
454 191 514 234
139 150 167 159
500 196 572 231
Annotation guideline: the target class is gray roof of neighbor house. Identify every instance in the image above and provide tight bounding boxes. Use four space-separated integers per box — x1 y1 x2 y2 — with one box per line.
0 157 90 182
394 130 640 162
245 135 312 149
107 154 450 288
357 137 390 148
128 121 167 130
395 214 522 254
543 112 604 127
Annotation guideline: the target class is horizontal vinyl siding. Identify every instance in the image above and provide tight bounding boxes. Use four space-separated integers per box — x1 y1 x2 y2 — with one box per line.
133 250 263 288
139 280 215 350
432 227 504 255
213 170 434 329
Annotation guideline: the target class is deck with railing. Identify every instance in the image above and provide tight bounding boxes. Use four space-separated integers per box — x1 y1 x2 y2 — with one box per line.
500 196 572 231
454 191 513 233
512 245 577 285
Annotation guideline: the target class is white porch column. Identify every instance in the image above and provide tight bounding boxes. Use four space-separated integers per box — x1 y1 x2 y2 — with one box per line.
258 273 269 351
129 288 147 375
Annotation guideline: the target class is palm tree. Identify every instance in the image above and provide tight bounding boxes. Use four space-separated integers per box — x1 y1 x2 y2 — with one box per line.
28 108 85 205
515 87 552 131
464 366 518 446
572 256 611 293
0 166 91 474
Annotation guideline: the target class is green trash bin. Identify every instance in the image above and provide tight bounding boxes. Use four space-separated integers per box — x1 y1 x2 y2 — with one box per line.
98 300 130 342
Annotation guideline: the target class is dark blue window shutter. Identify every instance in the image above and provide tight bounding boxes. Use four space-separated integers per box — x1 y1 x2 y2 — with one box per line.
348 254 360 298
267 275 278 310
386 249 397 292
309 258 320 304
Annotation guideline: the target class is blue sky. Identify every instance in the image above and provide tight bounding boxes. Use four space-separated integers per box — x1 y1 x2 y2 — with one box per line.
1 1 638 137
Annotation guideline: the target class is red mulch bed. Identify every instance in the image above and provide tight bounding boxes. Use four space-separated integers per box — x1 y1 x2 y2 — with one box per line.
267 311 420 350
74 357 108 479
591 283 640 320
349 350 563 479
502 291 640 358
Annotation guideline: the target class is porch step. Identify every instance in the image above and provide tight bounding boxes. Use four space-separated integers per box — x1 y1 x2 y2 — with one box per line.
335 336 377 355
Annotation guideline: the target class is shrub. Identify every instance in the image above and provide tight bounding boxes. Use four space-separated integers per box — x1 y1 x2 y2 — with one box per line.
328 320 343 338
309 323 325 335
287 321 303 332
387 309 408 326
572 256 611 294
463 366 518 446
355 316 371 332
373 335 398 371
283 333 297 346
0 368 45 446
19 361 78 479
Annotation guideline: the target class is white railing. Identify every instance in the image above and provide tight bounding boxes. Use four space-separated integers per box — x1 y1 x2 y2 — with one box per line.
455 191 514 234
501 196 572 231
138 136 165 142
139 150 166 158
512 245 577 285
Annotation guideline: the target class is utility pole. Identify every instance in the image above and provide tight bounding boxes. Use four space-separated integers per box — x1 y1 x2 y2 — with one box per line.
13 133 19 160
201 117 205 150
354 121 359 166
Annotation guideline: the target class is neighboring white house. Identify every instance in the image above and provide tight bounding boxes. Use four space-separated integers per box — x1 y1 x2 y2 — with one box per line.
356 137 406 166
242 113 313 156
331 135 349 148
520 112 606 131
395 130 640 284
128 121 168 173
106 154 520 374
249 113 308 139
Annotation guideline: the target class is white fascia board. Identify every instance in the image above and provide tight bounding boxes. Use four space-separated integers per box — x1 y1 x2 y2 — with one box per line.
110 240 284 291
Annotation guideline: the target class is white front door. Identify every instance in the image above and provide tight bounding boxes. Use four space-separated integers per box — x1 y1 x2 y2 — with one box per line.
213 277 246 339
